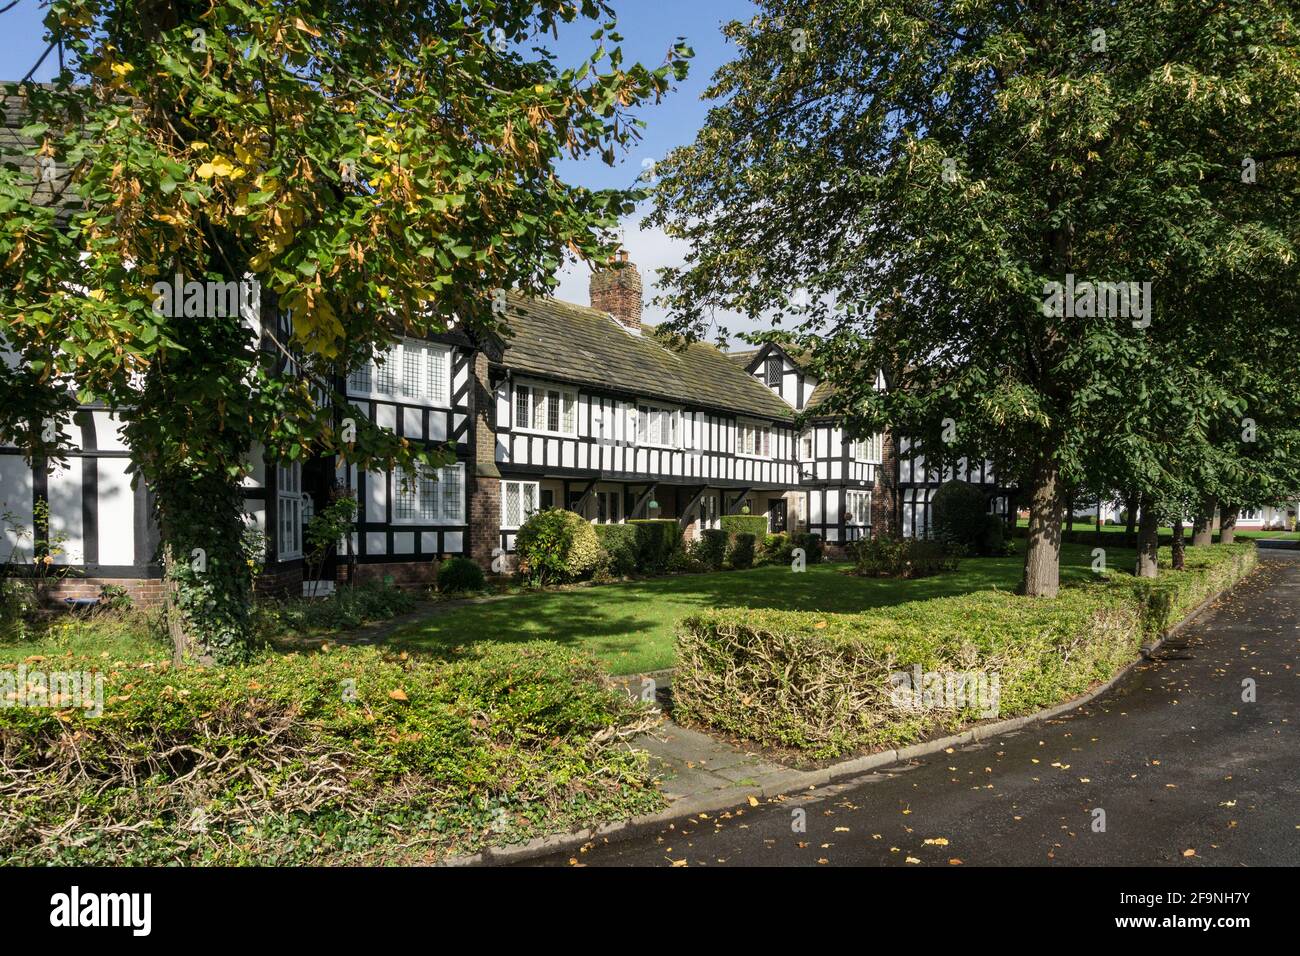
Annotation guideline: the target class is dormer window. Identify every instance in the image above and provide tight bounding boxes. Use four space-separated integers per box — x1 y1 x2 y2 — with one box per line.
764 355 783 388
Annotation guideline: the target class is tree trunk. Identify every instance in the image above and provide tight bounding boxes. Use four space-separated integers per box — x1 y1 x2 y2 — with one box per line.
1219 503 1239 545
156 466 254 665
162 544 190 667
1171 517 1185 571
1191 498 1215 546
1019 460 1064 597
1134 495 1159 578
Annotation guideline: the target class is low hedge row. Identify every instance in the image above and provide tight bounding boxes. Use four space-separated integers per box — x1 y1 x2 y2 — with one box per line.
0 642 661 865
674 543 1257 760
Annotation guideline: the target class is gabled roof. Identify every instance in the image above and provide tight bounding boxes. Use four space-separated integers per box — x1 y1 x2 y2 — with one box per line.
499 295 794 421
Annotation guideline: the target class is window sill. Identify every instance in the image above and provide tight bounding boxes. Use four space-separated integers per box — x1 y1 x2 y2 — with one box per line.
512 426 578 439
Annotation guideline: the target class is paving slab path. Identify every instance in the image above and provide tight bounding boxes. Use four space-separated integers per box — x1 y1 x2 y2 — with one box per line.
533 548 1300 867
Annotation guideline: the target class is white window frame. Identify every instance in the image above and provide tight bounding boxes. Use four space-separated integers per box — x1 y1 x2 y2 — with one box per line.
347 339 452 407
635 401 681 449
851 433 883 464
276 461 304 560
799 429 815 462
846 490 872 526
737 420 772 459
513 380 578 437
501 479 541 530
391 462 465 526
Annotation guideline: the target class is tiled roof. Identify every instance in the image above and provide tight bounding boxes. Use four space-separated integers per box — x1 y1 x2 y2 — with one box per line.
500 295 794 421
1 85 77 216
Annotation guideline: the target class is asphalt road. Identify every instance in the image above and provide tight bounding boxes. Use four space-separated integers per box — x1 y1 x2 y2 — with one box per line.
534 547 1300 867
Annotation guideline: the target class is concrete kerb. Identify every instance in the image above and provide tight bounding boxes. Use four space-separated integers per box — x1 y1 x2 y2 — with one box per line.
441 566 1249 867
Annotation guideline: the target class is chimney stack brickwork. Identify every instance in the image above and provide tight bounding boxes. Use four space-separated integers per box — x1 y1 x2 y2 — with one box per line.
589 251 643 331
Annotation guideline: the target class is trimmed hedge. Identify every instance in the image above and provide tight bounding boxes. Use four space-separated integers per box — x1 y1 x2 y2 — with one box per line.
729 532 757 569
791 531 824 565
720 514 768 539
0 642 662 865
593 524 639 577
675 542 1257 760
694 529 728 571
931 479 991 554
853 535 959 578
626 519 682 573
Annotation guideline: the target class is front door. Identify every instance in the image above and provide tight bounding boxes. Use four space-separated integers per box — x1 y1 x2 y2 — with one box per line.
768 497 788 533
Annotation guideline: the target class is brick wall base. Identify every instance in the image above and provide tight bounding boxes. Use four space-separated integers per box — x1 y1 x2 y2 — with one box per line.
254 566 303 600
340 560 437 590
31 576 168 608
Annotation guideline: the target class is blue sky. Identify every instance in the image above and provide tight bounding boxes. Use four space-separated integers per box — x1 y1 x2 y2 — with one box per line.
2 0 760 335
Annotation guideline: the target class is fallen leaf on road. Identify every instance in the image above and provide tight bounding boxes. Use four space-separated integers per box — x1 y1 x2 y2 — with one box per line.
1183 849 1196 858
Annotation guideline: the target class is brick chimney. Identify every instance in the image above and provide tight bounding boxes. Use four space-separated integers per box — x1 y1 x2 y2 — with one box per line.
590 251 642 331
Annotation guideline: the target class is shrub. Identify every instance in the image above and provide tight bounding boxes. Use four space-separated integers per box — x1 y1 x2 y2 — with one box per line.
667 549 706 574
593 524 639 577
437 556 485 594
980 513 1013 556
98 584 134 611
853 535 959 578
931 480 991 554
0 642 662 864
515 509 602 585
790 531 825 565
694 529 728 571
257 581 417 638
675 543 1258 760
758 532 791 565
626 519 682 573
720 514 768 539
729 532 757 569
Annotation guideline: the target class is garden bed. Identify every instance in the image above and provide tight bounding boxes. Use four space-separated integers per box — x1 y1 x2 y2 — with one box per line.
673 543 1258 762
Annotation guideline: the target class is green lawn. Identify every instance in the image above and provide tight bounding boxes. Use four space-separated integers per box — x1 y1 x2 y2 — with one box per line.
1019 519 1299 541
389 541 1138 675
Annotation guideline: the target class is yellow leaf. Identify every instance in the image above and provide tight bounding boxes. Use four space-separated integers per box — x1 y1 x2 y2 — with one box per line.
110 62 134 77
923 837 949 846
747 796 759 807
388 688 408 701
1182 848 1196 857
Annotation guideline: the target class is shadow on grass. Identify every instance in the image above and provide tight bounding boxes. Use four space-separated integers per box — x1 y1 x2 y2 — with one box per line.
386 541 1144 674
